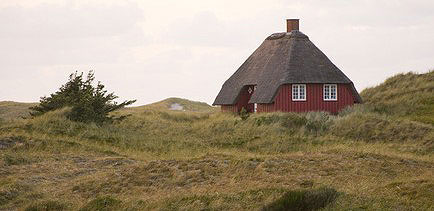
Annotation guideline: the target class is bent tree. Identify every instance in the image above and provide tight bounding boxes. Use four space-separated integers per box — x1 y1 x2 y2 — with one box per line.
30 71 136 124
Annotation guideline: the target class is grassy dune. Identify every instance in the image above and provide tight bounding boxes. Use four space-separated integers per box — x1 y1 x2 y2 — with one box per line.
127 97 217 113
361 71 434 125
0 72 433 210
0 101 38 121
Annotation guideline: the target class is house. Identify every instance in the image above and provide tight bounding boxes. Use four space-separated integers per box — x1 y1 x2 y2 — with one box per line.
213 19 362 113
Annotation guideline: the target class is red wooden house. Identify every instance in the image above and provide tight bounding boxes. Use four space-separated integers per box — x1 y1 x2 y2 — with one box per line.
213 19 362 113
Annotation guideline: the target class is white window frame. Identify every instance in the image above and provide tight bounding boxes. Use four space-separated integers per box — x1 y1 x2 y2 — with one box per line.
292 84 306 101
323 84 337 101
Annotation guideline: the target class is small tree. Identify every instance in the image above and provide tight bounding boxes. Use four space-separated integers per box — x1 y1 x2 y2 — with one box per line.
30 71 136 124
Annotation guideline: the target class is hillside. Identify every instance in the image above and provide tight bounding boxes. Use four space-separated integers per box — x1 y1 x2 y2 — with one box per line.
0 101 38 121
361 71 434 124
0 98 216 122
126 97 217 113
0 72 433 210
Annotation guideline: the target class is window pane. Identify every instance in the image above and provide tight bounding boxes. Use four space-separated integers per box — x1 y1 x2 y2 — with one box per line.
292 85 306 100
324 84 337 100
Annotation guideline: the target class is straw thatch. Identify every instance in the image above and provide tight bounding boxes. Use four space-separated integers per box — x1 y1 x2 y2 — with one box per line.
213 30 362 105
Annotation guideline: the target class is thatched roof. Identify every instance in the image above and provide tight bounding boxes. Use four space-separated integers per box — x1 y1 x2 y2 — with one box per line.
213 30 362 105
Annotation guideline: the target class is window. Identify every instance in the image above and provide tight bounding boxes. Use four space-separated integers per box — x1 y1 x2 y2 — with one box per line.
292 84 306 101
324 84 337 101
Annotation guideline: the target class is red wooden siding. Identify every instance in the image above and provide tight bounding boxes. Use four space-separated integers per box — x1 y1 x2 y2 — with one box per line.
257 83 355 113
221 104 238 112
221 85 255 113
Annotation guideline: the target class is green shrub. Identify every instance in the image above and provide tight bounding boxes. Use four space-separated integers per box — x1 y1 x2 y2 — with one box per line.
262 187 339 211
30 71 135 124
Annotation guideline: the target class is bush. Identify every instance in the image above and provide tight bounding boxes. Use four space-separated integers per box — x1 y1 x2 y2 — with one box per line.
30 71 136 124
262 187 339 211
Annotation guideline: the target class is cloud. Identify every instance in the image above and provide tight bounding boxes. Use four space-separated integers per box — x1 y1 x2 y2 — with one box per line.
0 2 146 66
163 11 254 48
0 0 433 105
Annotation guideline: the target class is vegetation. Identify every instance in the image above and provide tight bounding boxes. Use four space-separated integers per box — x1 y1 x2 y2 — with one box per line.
29 71 136 124
361 70 434 124
262 187 339 211
135 97 217 112
0 71 433 210
0 101 37 121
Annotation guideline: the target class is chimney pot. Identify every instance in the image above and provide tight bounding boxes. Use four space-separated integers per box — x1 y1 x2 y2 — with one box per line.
286 19 299 32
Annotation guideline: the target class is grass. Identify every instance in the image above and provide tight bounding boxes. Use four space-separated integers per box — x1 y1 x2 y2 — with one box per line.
79 196 122 211
25 200 68 211
125 97 218 113
361 70 434 125
0 72 433 210
0 101 38 121
262 187 339 211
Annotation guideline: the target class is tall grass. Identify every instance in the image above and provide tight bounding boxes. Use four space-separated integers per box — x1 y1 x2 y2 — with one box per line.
262 187 339 211
2 103 431 161
361 71 434 124
0 72 433 210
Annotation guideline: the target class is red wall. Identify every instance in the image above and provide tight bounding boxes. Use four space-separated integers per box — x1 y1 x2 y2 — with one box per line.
221 85 254 113
257 83 355 113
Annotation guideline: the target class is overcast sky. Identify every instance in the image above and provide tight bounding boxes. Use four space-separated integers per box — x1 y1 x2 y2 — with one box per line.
1 0 433 105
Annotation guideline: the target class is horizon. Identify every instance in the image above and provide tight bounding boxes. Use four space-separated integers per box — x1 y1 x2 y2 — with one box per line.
1 0 433 105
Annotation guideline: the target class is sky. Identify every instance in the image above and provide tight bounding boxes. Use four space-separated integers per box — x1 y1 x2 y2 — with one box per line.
0 0 433 105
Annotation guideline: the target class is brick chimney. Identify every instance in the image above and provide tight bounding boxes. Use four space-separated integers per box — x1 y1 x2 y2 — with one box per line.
286 19 299 32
